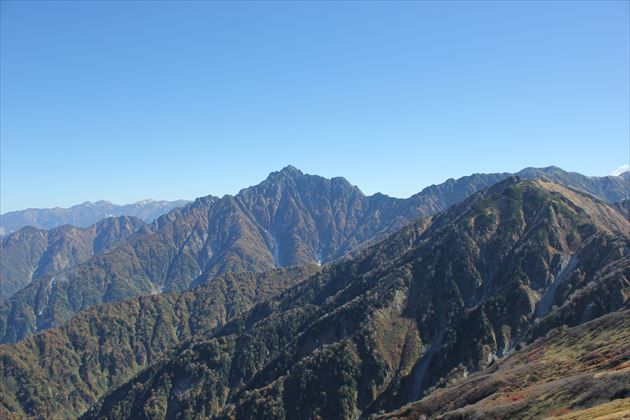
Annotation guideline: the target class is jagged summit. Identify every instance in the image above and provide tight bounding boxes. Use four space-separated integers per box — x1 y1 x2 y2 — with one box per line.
262 164 304 181
279 164 303 176
261 165 355 190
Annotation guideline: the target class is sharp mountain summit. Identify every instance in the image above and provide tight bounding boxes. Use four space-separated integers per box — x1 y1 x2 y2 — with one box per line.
0 166 628 419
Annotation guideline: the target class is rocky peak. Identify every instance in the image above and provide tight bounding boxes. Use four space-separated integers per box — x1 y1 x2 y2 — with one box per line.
261 165 305 184
279 164 303 177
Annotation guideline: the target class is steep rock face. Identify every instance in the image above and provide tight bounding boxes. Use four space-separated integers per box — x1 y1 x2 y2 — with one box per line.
0 265 318 419
379 310 630 419
0 199 189 235
0 167 423 343
235 166 422 267
1 166 626 344
80 179 628 419
0 216 146 300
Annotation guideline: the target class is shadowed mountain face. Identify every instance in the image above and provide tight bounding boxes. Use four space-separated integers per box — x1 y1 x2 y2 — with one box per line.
0 216 147 301
47 178 624 420
0 199 189 235
0 166 627 345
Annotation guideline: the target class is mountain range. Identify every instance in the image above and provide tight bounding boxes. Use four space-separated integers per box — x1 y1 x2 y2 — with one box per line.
0 199 189 236
0 175 627 419
1 166 628 344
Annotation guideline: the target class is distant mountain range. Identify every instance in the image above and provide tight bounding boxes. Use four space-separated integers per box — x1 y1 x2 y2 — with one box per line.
0 165 628 344
0 199 189 235
1 176 627 419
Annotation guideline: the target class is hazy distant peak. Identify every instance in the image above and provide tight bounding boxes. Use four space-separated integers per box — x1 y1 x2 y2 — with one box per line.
0 199 189 234
79 200 110 207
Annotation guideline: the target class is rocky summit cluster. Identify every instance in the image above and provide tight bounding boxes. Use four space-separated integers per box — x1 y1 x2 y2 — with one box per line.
0 166 628 419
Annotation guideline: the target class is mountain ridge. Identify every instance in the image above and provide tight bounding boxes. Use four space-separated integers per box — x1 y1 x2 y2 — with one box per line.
78 177 628 418
0 177 627 418
2 165 627 236
0 166 627 344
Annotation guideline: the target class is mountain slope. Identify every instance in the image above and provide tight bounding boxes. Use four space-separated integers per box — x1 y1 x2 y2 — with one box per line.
1 166 626 344
0 265 318 419
80 178 629 419
379 310 630 419
0 166 427 344
0 199 189 235
0 216 147 301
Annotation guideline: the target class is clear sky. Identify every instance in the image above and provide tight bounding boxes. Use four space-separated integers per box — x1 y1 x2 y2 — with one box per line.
1 1 628 213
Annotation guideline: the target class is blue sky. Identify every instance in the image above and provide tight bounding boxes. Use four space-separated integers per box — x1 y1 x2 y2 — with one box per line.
1 1 628 212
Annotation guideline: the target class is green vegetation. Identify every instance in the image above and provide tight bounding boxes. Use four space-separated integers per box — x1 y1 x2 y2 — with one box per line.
1 173 628 419
75 178 628 419
0 266 317 418
3 166 626 344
